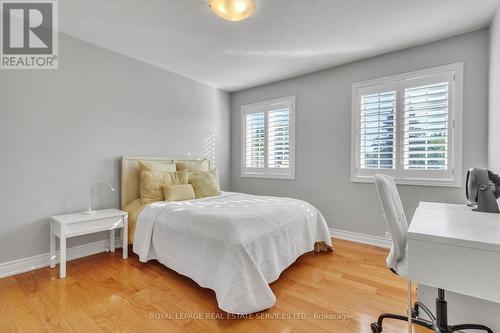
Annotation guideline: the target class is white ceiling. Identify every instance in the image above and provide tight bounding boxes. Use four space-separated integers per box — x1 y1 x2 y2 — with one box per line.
60 0 500 92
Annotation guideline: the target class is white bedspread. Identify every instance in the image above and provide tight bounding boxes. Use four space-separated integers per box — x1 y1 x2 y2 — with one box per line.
133 192 332 314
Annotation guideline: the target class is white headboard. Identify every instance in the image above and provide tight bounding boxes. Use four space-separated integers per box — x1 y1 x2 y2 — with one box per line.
120 156 211 208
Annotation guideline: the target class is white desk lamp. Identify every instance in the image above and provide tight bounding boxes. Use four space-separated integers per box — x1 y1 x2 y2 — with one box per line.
82 180 116 215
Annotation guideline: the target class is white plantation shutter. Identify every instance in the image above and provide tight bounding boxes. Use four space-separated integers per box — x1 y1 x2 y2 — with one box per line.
242 97 295 179
359 91 396 170
245 112 265 168
268 108 290 169
404 81 449 170
351 63 462 187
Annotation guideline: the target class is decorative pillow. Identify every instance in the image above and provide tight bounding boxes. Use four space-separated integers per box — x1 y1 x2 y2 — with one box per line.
190 172 221 198
140 171 165 203
210 168 220 185
189 168 219 185
140 169 188 203
162 170 189 186
176 159 210 173
138 160 176 173
163 184 196 201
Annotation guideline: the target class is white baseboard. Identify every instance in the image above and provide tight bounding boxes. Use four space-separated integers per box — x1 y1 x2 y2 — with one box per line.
0 229 389 279
329 228 391 249
0 239 123 278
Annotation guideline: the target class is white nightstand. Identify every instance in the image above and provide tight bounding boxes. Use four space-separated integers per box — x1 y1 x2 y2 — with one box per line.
49 209 128 278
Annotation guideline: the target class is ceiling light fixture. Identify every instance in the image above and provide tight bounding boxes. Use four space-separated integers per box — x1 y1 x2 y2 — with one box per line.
208 0 256 22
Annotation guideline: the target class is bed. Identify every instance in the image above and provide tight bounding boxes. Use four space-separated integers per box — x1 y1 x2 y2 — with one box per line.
121 156 333 314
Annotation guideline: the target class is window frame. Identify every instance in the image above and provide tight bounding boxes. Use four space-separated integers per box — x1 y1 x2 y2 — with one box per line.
241 96 296 179
350 63 463 187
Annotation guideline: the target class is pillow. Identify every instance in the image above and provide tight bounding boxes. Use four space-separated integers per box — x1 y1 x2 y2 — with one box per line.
176 159 210 172
140 170 188 203
140 171 164 203
163 184 196 201
189 168 219 185
210 168 219 185
138 160 176 173
190 172 221 198
162 170 189 186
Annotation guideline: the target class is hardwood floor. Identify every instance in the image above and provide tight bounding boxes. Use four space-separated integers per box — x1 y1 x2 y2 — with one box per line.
0 239 428 333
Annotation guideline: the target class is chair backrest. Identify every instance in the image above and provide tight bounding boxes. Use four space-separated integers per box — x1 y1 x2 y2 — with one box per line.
373 174 409 270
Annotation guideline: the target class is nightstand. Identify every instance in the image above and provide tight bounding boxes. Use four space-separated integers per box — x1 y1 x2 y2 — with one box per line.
49 209 128 278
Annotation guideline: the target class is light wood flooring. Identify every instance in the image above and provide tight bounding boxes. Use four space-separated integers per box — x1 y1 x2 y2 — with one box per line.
0 239 428 332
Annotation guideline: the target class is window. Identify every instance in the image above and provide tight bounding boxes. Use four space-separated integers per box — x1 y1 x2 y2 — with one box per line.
241 96 295 179
351 63 463 187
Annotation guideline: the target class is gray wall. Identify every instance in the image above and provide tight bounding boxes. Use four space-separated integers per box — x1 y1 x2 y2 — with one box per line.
489 6 500 170
231 29 489 238
0 34 231 263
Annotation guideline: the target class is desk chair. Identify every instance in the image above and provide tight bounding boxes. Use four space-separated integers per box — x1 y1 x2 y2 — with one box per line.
371 174 493 333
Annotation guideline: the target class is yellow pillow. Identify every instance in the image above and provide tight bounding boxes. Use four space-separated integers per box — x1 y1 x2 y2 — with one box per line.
140 170 189 203
210 168 219 185
162 170 189 186
190 172 221 198
189 168 219 185
140 171 164 203
176 159 210 172
138 160 176 173
163 184 196 201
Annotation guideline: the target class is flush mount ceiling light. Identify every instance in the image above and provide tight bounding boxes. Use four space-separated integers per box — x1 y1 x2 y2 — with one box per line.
208 0 256 22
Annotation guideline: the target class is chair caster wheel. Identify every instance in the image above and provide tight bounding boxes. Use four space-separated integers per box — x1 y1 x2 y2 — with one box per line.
371 322 382 333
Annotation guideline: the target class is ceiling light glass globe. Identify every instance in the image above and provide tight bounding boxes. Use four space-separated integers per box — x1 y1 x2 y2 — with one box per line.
209 0 256 22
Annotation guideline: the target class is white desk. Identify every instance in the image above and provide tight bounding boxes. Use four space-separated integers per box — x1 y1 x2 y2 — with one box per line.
408 202 500 304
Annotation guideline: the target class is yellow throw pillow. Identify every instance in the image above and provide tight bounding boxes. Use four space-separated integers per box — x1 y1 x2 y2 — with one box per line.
176 159 210 172
163 184 196 201
140 170 188 203
210 168 220 185
189 168 219 185
140 171 164 203
138 160 176 173
190 172 221 198
161 170 189 186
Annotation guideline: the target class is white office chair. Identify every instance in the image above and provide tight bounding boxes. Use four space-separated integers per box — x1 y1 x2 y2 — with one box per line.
371 174 493 333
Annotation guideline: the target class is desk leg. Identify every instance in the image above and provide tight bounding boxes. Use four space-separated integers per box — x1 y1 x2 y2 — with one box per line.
408 280 412 333
60 229 66 279
122 216 128 259
49 222 56 269
109 229 115 252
